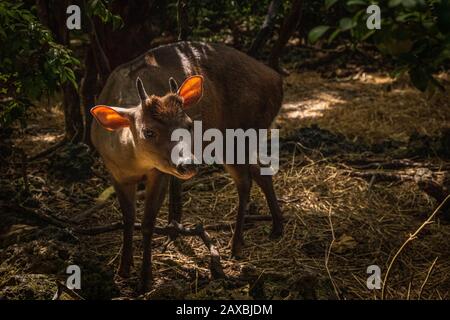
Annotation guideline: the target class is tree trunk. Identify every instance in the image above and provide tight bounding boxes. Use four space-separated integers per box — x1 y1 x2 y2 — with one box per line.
177 0 190 41
268 0 304 73
63 83 84 142
87 15 111 87
81 47 98 145
93 0 163 70
81 0 165 143
248 0 283 57
36 0 84 143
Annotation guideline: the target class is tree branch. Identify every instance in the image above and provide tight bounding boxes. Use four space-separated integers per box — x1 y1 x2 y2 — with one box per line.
248 0 282 57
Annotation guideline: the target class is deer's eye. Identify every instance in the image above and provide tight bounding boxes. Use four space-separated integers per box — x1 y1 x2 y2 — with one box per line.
143 128 156 139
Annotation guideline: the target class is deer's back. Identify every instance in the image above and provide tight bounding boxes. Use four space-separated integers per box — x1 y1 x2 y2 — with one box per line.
95 42 283 134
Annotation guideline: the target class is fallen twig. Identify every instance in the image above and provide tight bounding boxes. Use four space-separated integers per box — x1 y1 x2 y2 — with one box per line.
381 195 450 299
10 203 226 280
325 207 341 300
167 221 225 279
28 137 67 161
351 168 450 219
332 155 450 171
52 281 84 300
69 200 112 222
418 257 439 300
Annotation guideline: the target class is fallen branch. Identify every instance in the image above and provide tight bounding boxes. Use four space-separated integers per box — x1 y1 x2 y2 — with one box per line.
70 215 275 236
417 178 450 220
350 170 415 183
167 221 225 279
325 208 341 300
52 281 84 300
343 158 436 170
9 203 284 280
418 257 438 300
69 200 111 222
381 194 450 299
351 168 450 220
10 204 226 280
27 137 67 161
7 204 71 229
331 155 450 171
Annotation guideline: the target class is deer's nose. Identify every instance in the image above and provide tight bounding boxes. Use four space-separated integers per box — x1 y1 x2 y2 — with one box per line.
176 162 196 175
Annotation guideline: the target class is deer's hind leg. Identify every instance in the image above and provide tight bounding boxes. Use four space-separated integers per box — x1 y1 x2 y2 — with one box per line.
250 164 283 238
224 164 252 258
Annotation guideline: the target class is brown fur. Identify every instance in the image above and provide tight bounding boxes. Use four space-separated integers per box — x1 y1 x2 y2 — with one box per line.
144 94 184 121
91 41 284 292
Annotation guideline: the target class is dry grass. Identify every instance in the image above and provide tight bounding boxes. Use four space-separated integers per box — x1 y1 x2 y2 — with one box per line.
3 70 450 300
280 71 450 143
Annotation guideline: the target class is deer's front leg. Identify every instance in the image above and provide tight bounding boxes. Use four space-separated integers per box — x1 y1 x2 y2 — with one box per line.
113 180 136 278
140 170 169 292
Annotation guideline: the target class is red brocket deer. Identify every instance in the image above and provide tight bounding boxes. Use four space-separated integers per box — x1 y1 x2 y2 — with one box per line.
91 41 283 291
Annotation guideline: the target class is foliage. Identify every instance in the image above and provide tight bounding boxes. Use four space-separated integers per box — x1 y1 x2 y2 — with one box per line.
186 0 278 46
0 1 79 129
308 0 450 91
87 0 123 30
2 0 447 133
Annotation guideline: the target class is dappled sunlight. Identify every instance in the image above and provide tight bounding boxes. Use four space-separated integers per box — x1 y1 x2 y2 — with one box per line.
28 133 62 143
353 73 393 85
10 105 66 155
2 67 449 300
278 71 450 143
281 100 332 120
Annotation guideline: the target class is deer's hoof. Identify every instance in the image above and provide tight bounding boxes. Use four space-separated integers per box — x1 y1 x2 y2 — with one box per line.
118 254 134 278
269 226 283 239
138 278 153 294
117 266 131 278
231 241 244 259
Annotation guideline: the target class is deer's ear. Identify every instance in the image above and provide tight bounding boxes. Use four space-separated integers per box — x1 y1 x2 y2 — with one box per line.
91 105 131 131
169 77 179 93
136 77 148 102
177 75 203 108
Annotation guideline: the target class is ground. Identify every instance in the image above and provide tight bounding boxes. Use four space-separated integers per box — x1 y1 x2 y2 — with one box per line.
1 67 449 300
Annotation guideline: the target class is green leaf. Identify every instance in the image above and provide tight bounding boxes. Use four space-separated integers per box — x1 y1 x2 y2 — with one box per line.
346 0 367 6
361 29 376 41
308 25 330 44
435 47 450 65
111 15 124 30
396 12 420 22
391 66 408 78
97 186 115 203
402 0 416 9
339 18 356 31
0 1 79 128
388 0 402 7
328 29 341 43
325 0 339 10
